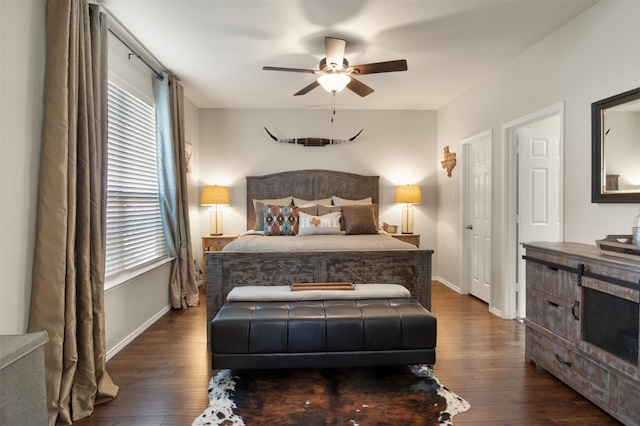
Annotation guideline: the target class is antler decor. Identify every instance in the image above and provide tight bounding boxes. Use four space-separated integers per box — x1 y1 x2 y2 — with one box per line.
264 127 363 147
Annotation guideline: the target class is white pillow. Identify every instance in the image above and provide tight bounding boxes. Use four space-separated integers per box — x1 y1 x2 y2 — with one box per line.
297 211 342 236
332 195 372 206
293 197 332 206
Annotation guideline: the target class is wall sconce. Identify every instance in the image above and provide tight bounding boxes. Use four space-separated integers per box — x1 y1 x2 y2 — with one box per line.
394 185 422 234
201 185 230 235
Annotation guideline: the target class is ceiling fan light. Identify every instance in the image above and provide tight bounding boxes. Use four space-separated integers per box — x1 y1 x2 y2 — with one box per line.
318 73 351 93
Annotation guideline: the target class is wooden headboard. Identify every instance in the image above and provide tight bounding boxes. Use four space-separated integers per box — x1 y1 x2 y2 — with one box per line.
246 169 379 230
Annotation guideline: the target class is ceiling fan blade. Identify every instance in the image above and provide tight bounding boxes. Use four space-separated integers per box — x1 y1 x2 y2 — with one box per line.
325 37 346 70
348 59 408 75
294 80 320 96
346 77 374 97
263 66 317 74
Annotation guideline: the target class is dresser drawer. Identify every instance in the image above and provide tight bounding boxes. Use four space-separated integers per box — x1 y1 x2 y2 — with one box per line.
527 288 579 341
203 235 237 252
617 376 640 424
526 258 578 302
528 328 609 405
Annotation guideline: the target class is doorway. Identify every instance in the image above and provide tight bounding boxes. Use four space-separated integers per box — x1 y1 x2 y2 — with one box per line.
462 130 492 304
501 103 564 319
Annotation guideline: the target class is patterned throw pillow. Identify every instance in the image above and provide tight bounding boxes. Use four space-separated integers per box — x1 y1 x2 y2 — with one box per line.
263 205 299 236
298 211 342 236
253 196 293 230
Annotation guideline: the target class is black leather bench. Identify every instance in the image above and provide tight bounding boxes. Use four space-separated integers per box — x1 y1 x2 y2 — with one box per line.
210 298 437 370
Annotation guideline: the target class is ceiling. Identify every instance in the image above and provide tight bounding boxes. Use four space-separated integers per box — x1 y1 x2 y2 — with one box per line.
99 0 598 110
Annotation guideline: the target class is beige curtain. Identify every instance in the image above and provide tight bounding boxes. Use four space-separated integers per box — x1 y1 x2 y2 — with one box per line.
154 74 200 308
28 1 118 424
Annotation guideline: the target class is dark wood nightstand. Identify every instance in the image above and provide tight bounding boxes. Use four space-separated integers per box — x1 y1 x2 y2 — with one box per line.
201 234 238 285
390 233 420 248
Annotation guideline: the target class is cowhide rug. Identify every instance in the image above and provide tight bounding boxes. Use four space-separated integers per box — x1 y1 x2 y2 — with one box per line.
192 364 470 426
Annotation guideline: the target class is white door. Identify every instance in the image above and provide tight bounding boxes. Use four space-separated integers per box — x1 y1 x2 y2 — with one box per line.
465 133 492 303
516 125 561 317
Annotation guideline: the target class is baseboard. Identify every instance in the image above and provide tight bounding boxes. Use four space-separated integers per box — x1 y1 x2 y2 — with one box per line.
488 306 503 318
433 276 462 294
106 304 171 361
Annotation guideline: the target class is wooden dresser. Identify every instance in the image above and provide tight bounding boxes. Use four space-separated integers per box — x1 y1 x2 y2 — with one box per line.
523 242 640 425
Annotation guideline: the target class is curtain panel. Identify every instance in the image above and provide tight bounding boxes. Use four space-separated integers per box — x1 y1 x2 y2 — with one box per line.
28 1 118 424
154 75 200 309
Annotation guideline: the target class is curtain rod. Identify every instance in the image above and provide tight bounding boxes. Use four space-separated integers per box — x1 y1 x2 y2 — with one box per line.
108 28 164 80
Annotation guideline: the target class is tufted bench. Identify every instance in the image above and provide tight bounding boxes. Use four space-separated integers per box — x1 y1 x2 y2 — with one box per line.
210 297 437 370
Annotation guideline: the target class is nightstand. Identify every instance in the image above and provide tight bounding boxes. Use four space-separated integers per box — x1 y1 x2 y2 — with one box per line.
202 234 238 285
390 233 420 248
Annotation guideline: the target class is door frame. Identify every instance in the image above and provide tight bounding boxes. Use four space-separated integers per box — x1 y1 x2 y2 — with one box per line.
461 129 492 300
500 102 564 319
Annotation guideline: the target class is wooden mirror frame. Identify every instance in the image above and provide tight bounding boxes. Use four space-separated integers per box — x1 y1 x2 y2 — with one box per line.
591 87 640 203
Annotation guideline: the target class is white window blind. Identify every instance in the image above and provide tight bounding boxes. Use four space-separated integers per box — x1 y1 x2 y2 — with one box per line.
106 79 168 277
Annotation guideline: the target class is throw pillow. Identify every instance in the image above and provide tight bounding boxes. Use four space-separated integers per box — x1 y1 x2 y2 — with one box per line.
332 195 372 206
317 204 378 231
263 205 299 236
298 211 342 236
253 196 293 230
293 196 332 206
341 205 378 235
297 205 318 216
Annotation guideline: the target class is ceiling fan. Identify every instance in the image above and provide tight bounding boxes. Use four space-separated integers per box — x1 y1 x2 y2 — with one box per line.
263 37 408 97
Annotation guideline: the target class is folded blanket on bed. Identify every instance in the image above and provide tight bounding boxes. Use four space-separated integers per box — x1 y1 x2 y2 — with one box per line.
222 233 417 252
226 284 411 301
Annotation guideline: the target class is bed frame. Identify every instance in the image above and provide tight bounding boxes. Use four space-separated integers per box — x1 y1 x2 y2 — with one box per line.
205 170 433 338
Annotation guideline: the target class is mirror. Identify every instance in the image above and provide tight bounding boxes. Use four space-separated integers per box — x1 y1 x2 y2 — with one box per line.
592 87 640 203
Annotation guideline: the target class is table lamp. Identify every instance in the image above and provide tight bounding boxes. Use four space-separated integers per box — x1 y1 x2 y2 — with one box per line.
201 185 230 235
394 185 421 234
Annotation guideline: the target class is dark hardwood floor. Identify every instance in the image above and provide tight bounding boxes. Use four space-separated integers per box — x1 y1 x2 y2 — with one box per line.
75 282 621 425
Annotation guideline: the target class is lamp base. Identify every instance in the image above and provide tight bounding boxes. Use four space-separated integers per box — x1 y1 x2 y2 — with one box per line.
210 208 223 236
401 205 414 234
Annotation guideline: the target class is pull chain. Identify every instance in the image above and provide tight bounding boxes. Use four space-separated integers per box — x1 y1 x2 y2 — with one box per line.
331 90 336 123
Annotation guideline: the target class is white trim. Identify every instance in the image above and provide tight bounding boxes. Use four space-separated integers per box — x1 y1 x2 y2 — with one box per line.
500 102 565 319
106 304 171 361
434 276 462 294
107 70 154 107
460 129 492 301
105 256 173 293
488 305 503 318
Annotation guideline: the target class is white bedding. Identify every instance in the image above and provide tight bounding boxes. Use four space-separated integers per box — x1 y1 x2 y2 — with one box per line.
226 284 411 301
222 232 417 252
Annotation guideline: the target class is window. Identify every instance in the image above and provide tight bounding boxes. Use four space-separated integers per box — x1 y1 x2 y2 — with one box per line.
105 79 168 277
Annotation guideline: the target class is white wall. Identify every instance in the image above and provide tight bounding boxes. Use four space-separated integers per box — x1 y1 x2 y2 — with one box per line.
437 0 640 314
194 108 439 270
0 0 46 335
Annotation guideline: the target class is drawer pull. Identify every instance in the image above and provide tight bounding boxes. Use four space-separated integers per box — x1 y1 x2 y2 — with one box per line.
547 300 559 308
554 354 572 368
571 301 580 321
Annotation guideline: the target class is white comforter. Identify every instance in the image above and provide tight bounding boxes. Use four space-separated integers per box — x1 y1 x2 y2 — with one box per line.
222 232 417 252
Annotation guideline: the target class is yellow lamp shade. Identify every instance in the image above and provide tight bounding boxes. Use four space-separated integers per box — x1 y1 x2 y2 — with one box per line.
394 185 422 204
201 185 230 206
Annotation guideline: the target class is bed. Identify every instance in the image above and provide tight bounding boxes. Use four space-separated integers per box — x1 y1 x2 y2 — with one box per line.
205 169 434 340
